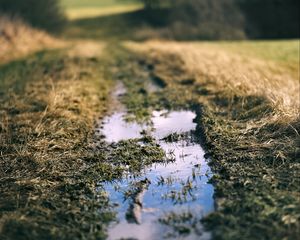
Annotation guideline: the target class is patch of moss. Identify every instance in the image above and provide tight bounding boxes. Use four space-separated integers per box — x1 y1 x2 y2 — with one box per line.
106 137 171 172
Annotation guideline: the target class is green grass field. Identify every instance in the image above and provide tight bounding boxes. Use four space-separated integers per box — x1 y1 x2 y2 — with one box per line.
216 40 300 68
61 0 138 8
61 0 142 19
189 40 300 76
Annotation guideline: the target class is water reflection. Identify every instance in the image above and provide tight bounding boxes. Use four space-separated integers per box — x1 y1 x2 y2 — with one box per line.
101 112 145 142
99 110 214 240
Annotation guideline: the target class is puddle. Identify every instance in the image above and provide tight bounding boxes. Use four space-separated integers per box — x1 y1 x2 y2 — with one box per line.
99 109 214 240
101 112 145 142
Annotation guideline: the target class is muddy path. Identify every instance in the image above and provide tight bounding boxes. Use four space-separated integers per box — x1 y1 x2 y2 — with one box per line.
95 52 215 239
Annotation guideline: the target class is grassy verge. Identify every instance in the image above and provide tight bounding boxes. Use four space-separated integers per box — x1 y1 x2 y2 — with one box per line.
120 41 300 239
0 46 116 239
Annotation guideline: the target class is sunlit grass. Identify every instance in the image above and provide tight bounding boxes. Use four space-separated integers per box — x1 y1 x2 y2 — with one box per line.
61 0 138 9
61 0 142 20
127 40 300 117
65 5 142 20
0 15 63 63
212 40 300 73
217 40 299 62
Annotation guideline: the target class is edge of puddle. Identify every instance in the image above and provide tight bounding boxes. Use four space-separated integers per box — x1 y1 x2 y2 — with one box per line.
95 81 215 240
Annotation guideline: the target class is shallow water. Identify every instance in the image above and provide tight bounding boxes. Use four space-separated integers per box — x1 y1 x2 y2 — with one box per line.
99 110 214 240
101 112 145 142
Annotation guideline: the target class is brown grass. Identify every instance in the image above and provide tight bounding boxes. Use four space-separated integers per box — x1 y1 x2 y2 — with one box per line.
0 42 113 239
123 41 300 239
0 15 63 63
126 41 299 119
67 40 106 58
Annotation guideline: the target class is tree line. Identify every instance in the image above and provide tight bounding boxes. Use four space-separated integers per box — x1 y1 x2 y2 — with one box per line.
0 0 65 33
140 0 299 39
0 0 298 38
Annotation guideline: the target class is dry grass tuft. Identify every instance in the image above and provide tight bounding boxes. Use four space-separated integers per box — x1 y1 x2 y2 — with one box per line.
0 15 63 63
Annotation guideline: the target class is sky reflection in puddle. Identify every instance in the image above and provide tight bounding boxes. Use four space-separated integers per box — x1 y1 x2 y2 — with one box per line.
99 110 214 240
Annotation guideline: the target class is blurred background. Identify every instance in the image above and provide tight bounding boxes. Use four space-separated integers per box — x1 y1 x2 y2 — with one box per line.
0 0 299 40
